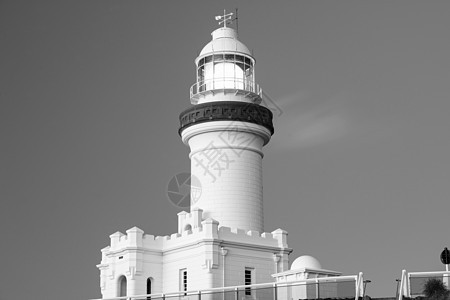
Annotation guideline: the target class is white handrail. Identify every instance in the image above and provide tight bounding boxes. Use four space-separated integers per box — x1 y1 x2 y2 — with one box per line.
408 271 450 277
398 269 450 300
90 274 361 300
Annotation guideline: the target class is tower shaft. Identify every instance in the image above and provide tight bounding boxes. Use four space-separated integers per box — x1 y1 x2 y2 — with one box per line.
180 100 273 232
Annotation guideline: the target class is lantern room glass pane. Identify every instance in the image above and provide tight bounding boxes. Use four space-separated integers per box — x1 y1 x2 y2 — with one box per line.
197 54 254 92
225 54 234 61
213 62 244 89
245 66 253 89
197 66 205 92
204 61 214 90
213 54 224 61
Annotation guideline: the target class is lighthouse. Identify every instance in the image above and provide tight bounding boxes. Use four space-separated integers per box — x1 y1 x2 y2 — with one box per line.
97 12 293 299
179 11 273 233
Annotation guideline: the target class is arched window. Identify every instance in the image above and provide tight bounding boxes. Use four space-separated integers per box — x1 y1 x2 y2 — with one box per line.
184 224 192 232
118 275 127 297
146 277 152 300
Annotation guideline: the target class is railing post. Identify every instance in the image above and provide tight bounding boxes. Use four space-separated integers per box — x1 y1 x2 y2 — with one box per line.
407 271 411 298
398 270 405 300
355 272 363 300
273 283 277 300
198 290 201 300
235 287 239 300
316 278 320 300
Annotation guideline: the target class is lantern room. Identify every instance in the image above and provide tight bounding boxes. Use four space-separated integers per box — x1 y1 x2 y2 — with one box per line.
190 24 262 105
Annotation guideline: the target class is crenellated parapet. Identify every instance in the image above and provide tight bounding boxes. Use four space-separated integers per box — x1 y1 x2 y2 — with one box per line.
218 227 289 249
103 211 289 255
177 207 203 234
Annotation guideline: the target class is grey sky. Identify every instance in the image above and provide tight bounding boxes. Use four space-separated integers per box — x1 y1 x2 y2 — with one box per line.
2 1 450 299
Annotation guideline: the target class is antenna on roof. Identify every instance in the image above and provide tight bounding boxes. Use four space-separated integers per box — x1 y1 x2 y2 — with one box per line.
235 8 239 34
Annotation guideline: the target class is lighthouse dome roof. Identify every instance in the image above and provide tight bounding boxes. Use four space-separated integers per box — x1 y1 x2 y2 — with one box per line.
291 255 322 270
198 27 252 57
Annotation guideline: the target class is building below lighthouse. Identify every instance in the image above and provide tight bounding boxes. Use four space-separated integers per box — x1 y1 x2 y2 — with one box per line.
97 13 340 299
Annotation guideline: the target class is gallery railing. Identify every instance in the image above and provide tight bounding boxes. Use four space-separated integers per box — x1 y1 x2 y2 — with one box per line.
190 78 262 100
90 273 364 300
397 270 450 300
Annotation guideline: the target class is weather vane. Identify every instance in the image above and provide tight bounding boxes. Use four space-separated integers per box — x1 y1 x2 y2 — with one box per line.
215 9 234 28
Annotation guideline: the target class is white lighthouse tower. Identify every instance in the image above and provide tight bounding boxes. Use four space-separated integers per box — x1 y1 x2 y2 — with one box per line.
179 11 273 233
97 13 293 299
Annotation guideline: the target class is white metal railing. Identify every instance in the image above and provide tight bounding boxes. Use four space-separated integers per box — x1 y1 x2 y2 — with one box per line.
398 270 450 300
190 78 262 99
90 273 364 300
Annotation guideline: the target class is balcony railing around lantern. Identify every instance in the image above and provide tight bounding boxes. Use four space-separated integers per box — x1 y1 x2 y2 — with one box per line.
190 77 262 100
397 270 450 300
89 273 364 300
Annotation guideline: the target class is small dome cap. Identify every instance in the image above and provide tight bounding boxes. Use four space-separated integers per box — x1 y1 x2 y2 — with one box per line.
291 255 322 270
198 27 252 57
